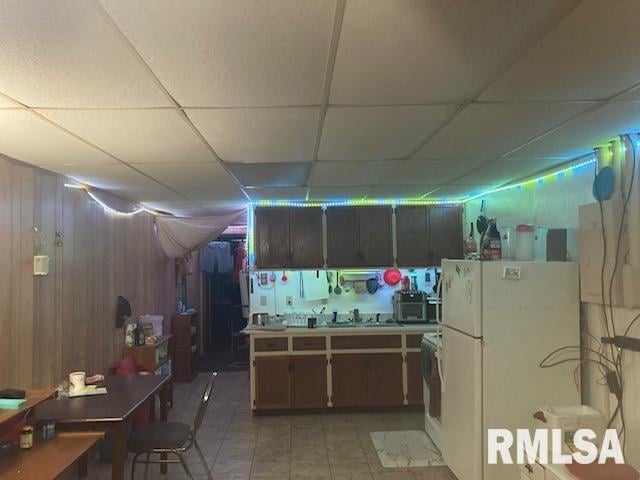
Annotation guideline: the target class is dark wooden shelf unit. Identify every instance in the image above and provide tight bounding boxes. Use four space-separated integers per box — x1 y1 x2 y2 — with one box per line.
172 312 199 383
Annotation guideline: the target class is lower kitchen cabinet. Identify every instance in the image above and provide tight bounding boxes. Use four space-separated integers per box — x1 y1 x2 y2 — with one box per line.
332 353 404 407
331 354 369 407
366 353 404 406
406 352 424 405
254 356 291 410
254 355 328 410
291 355 328 408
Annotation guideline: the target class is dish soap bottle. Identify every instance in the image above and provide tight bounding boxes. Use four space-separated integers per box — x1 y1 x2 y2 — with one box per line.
481 218 502 260
464 222 478 257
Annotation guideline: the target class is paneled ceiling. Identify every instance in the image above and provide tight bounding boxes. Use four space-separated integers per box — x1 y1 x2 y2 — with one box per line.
1 0 640 217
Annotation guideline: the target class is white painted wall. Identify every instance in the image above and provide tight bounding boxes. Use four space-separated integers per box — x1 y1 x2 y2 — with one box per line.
463 163 640 467
249 267 439 320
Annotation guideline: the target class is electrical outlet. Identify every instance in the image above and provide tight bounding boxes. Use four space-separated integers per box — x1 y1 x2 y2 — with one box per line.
260 295 267 306
503 266 521 280
286 296 293 306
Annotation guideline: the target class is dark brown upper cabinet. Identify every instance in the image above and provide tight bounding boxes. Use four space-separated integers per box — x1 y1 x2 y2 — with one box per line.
428 206 463 265
326 206 392 267
254 207 323 269
396 205 463 266
396 206 429 266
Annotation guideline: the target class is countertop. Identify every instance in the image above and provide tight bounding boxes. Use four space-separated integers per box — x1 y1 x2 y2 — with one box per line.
243 323 438 335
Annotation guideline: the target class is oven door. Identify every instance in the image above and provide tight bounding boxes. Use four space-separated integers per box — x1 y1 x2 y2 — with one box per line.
421 338 442 449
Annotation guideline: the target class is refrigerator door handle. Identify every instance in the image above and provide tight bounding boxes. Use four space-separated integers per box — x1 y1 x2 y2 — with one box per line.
436 274 443 325
437 342 445 391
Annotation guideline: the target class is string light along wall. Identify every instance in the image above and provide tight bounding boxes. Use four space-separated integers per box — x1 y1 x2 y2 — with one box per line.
64 184 156 216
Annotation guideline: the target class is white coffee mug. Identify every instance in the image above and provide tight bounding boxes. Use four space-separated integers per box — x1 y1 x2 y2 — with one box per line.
69 371 86 395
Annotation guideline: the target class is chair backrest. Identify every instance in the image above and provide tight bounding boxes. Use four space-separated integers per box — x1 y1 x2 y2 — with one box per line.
192 372 218 434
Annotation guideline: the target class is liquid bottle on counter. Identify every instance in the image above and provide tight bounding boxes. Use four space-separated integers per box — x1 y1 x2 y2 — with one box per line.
481 218 502 260
464 222 478 257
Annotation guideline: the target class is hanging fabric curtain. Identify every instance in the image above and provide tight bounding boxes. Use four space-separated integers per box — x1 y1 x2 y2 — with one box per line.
155 207 246 258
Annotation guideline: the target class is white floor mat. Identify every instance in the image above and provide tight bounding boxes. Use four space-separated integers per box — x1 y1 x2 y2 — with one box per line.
370 430 445 468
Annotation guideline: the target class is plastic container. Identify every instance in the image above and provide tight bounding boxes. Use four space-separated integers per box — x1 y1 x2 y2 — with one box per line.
515 224 535 261
533 405 607 454
501 227 515 259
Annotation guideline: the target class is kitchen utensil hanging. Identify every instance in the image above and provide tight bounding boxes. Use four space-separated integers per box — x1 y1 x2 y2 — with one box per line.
333 270 342 295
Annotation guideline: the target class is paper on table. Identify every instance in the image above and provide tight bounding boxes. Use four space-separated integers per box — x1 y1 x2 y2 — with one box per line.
68 385 108 398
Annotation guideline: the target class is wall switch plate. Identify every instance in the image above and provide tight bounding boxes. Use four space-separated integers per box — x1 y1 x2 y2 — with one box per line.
33 255 49 276
286 296 293 306
260 295 267 306
503 266 521 280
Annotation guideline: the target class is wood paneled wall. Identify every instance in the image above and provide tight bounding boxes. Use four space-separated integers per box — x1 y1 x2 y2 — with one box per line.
0 156 176 389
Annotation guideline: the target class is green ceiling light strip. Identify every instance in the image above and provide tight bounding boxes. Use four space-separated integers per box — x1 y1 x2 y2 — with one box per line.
461 157 597 204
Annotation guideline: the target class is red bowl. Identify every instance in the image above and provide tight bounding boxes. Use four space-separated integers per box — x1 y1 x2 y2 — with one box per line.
383 268 402 286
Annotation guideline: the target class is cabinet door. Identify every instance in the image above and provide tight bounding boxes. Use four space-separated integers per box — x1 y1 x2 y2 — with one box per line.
326 207 360 267
254 356 291 410
331 354 368 407
254 207 290 268
406 352 424 405
396 206 429 266
292 355 328 408
358 206 393 267
366 353 404 406
289 207 324 268
428 206 463 265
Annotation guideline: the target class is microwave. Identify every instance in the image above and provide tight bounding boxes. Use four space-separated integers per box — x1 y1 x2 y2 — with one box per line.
392 291 428 323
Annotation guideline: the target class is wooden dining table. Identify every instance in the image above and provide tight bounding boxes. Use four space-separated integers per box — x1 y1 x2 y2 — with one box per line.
35 374 172 480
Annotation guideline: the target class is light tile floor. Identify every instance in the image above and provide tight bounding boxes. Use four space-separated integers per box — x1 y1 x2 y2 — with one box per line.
89 372 456 480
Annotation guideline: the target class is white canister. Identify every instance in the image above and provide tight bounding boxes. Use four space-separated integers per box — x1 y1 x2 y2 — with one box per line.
69 371 86 395
515 224 535 261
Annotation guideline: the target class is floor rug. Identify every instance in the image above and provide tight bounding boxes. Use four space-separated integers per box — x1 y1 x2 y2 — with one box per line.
370 430 445 468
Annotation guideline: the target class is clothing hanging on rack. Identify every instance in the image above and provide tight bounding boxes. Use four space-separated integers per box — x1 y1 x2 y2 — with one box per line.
200 241 233 274
233 242 246 284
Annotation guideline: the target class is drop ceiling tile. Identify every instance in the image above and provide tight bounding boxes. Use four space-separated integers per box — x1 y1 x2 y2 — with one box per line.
311 161 398 186
100 0 335 106
382 159 488 185
47 164 159 191
135 162 237 189
367 185 440 200
318 106 456 161
0 0 169 107
508 102 640 159
111 186 186 204
227 162 310 188
481 1 640 101
179 186 247 203
307 186 370 201
426 184 494 200
0 110 116 166
246 188 308 202
0 95 20 108
413 102 598 160
451 157 569 186
39 109 215 164
331 0 576 104
186 108 320 163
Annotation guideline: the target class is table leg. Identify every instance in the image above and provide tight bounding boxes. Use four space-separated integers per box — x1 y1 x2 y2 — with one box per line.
160 384 169 474
111 422 126 480
78 452 88 478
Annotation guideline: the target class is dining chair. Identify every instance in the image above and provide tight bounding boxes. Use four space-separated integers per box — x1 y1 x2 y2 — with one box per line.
128 372 218 480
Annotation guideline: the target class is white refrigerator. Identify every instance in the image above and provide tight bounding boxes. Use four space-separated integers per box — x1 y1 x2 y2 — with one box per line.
439 260 580 480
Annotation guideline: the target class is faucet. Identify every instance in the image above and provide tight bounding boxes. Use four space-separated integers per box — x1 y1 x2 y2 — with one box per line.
376 313 381 324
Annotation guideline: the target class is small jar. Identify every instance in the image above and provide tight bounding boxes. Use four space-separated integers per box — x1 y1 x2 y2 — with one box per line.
20 426 33 449
42 419 56 441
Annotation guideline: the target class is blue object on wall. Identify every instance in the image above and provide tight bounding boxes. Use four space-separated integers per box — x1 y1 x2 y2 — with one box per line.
592 166 615 201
